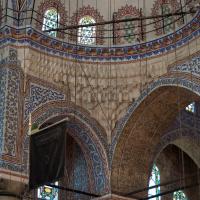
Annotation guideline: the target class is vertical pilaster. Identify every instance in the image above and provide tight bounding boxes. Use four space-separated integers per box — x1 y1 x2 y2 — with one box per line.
0 48 25 197
0 67 8 154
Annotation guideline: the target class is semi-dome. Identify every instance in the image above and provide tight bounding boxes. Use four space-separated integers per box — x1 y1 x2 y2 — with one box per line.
3 0 199 46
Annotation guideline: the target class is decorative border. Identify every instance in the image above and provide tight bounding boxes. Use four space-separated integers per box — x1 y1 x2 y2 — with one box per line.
35 0 68 38
70 5 105 45
0 10 199 63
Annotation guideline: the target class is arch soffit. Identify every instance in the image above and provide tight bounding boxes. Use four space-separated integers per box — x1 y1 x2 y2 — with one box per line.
151 127 200 173
111 74 200 193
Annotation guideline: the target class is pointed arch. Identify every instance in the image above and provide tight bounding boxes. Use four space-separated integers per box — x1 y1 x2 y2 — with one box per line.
23 101 110 194
111 74 200 193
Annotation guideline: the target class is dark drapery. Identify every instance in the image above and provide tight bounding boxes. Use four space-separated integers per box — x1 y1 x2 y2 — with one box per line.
29 121 67 190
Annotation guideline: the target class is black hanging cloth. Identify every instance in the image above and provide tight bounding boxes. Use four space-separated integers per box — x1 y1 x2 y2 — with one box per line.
29 121 67 190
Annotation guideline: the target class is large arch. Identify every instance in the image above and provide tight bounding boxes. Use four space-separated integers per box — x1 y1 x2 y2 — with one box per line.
111 75 200 194
22 101 110 195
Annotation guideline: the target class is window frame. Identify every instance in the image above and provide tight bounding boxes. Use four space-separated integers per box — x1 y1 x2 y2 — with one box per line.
148 164 161 200
173 190 188 200
77 15 96 45
42 8 60 37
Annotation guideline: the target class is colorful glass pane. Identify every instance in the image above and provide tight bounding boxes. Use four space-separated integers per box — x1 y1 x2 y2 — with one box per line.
185 102 195 113
42 9 60 37
162 4 173 33
124 16 135 43
37 182 58 200
148 164 161 200
78 16 96 45
173 190 188 200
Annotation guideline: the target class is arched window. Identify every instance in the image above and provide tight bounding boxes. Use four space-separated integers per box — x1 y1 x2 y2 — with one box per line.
185 102 195 113
42 9 60 37
173 190 188 200
78 16 96 45
148 164 161 200
37 182 58 200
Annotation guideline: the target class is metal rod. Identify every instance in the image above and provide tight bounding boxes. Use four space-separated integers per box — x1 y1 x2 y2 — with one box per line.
161 4 165 34
47 184 101 197
30 0 36 25
44 10 196 32
140 8 144 41
180 0 185 24
5 0 8 23
112 12 117 45
139 181 200 200
122 171 200 196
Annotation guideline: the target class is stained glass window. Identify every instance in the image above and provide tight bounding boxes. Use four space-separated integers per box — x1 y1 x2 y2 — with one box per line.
148 164 161 200
185 102 195 113
78 16 96 45
38 182 58 200
42 9 60 37
124 16 135 43
173 190 188 200
162 4 173 33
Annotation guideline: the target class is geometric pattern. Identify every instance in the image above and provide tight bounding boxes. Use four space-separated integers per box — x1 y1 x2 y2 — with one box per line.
151 0 183 35
114 5 143 44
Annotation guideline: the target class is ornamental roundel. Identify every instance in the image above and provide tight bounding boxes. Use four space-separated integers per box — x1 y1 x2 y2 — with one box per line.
70 5 105 45
36 0 67 38
151 0 184 35
114 5 145 45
